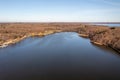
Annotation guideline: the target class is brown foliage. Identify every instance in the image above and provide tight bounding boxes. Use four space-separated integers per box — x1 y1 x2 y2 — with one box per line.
0 23 120 52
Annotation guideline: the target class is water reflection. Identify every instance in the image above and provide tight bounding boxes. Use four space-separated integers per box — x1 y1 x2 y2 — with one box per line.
91 43 120 57
0 32 120 80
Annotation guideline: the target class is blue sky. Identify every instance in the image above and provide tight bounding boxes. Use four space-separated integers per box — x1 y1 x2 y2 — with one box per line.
0 0 120 22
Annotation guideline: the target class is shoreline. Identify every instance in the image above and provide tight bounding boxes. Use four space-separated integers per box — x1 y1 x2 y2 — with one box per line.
0 36 28 48
90 41 103 46
90 41 120 54
0 30 61 48
0 31 120 54
108 45 120 54
80 35 120 54
79 34 89 37
0 23 119 54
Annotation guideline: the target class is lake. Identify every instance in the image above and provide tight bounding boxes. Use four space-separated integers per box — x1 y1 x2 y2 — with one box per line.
92 23 120 27
0 32 120 80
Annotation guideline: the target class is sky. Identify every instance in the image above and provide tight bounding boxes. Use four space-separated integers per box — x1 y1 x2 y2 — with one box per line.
0 0 120 22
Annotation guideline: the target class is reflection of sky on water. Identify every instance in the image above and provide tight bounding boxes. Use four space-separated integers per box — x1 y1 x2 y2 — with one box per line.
93 23 120 27
0 32 120 80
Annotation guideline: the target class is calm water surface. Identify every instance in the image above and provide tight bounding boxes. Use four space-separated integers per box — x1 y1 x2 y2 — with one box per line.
93 23 120 27
0 32 120 80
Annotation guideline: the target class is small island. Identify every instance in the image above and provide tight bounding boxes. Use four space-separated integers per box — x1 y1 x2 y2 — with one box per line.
0 23 120 53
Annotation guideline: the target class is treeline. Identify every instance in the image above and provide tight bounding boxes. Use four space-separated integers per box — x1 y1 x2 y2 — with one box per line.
0 23 82 43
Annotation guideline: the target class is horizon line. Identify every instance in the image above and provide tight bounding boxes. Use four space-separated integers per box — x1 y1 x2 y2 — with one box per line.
0 22 120 24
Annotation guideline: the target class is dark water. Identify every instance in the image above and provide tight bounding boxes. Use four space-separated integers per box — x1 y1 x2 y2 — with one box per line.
93 23 120 27
0 32 120 80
